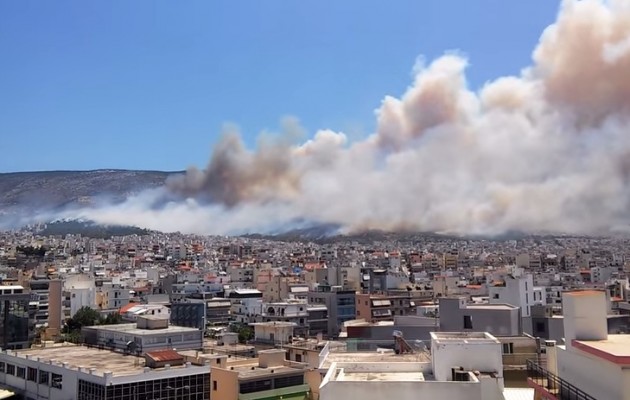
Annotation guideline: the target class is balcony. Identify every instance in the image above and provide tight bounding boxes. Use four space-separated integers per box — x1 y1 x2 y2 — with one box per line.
526 360 596 400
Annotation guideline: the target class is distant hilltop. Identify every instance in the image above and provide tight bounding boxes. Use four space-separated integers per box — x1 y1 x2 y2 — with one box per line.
0 169 181 213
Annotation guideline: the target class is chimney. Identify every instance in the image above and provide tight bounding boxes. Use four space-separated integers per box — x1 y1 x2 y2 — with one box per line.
562 290 607 348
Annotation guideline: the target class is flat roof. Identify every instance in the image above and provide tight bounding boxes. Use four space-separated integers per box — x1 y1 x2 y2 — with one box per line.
84 323 199 336
10 345 181 377
320 351 430 369
0 285 24 290
573 335 630 365
431 332 500 344
466 304 518 311
338 371 425 382
251 322 296 327
235 364 304 379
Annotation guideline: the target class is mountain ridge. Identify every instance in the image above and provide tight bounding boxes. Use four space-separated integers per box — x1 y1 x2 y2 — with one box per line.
0 169 182 216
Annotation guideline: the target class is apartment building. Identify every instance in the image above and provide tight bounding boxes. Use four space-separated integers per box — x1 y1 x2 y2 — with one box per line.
439 297 522 336
82 316 203 354
96 281 130 311
320 331 514 400
528 290 630 400
210 349 319 400
29 278 63 337
489 269 545 317
308 285 356 338
355 293 418 323
261 301 309 337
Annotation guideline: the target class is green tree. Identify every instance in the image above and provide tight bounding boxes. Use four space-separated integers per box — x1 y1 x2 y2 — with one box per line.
101 312 122 325
63 306 101 333
230 323 254 344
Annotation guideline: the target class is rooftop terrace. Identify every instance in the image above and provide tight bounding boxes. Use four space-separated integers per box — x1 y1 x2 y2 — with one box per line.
7 344 205 377
431 331 500 345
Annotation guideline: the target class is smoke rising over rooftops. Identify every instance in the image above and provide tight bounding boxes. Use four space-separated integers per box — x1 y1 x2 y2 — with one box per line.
66 0 630 236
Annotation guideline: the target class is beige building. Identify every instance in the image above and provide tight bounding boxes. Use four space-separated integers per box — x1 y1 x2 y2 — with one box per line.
355 293 419 323
210 349 320 400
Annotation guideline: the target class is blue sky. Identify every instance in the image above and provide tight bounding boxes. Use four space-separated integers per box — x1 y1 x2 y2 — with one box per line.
0 0 559 172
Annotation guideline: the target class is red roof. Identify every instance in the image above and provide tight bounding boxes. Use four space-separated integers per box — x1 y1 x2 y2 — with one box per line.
119 303 137 315
145 349 184 363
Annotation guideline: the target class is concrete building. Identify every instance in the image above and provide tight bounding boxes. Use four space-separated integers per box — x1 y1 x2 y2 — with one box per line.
344 316 436 349
261 301 309 337
120 303 170 322
170 297 232 330
96 282 130 311
63 287 97 320
0 343 210 400
82 316 203 354
29 278 63 338
355 293 418 323
320 331 515 400
439 297 522 337
525 303 630 342
308 285 356 338
306 304 328 337
210 349 319 400
251 322 296 345
528 290 630 400
489 270 545 317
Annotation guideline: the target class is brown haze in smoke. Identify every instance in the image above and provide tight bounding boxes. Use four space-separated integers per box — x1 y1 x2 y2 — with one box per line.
166 117 306 205
77 0 630 236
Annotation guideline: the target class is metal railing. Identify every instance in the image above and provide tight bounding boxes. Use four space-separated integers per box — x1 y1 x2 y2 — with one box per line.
526 359 596 400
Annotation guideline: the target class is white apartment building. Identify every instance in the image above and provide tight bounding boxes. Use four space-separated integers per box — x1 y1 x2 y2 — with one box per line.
529 290 630 400
489 268 546 317
96 282 130 310
63 287 97 319
230 297 263 324
120 303 170 322
320 331 526 400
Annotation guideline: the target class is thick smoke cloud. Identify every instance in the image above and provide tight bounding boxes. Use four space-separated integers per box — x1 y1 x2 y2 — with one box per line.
77 0 630 236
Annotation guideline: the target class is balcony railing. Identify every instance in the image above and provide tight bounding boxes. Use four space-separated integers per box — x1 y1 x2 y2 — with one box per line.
526 359 596 400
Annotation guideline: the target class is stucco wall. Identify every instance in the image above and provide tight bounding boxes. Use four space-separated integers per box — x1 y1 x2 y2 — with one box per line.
320 380 482 400
557 345 625 400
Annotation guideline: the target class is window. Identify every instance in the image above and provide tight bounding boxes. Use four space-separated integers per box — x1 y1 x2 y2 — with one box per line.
51 373 62 390
17 367 25 379
39 370 49 385
492 293 499 299
240 379 272 394
274 374 304 389
6 364 15 375
502 343 514 354
463 315 473 330
28 367 37 382
0 362 4 373
213 380 217 391
535 322 545 334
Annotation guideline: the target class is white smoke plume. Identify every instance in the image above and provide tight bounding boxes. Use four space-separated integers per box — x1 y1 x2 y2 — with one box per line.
76 0 630 236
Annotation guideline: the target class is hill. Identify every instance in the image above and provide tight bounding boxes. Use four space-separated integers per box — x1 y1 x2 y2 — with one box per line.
0 169 180 212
